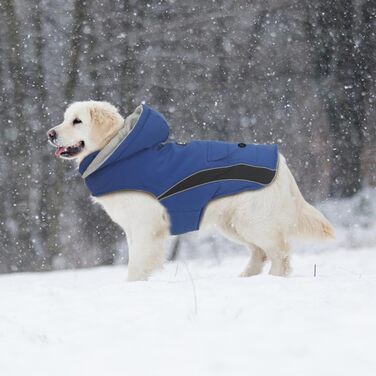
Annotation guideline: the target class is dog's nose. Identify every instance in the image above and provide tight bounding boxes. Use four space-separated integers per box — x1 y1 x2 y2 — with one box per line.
48 129 56 141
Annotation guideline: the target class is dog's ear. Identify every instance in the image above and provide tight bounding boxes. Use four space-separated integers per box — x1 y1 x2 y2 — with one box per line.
89 104 123 147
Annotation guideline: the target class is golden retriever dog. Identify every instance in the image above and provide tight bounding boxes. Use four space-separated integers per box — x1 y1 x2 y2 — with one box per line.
47 101 334 281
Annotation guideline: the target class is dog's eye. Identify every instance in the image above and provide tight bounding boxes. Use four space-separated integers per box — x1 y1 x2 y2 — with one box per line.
73 118 82 125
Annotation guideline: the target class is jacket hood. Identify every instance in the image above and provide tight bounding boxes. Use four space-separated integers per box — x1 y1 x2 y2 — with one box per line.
79 104 169 178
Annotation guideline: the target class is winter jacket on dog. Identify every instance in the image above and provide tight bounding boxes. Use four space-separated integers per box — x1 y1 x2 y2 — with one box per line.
79 105 278 235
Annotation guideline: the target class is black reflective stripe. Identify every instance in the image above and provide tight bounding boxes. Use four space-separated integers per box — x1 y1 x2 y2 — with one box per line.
158 164 276 200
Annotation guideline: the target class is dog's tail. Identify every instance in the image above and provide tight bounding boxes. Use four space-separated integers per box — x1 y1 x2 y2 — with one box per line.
295 201 335 240
287 167 335 240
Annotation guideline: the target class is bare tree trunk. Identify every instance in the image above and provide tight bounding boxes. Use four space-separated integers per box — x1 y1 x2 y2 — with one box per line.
118 0 140 110
359 0 376 142
0 18 12 272
310 0 366 197
64 0 87 102
30 0 56 269
1 0 34 270
328 1 363 197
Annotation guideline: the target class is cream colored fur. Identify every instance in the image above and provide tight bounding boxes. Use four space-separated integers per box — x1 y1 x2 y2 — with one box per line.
48 101 334 281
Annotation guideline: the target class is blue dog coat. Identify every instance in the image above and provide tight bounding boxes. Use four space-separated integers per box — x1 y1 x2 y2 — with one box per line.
79 105 278 235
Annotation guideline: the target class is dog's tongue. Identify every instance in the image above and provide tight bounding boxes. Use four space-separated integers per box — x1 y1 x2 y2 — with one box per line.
55 147 66 157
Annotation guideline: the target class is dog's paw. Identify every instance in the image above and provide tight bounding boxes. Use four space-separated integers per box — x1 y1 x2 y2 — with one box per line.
239 269 261 278
127 269 151 282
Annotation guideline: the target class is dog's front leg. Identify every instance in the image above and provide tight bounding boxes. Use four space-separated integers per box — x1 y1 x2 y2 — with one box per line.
94 192 170 281
126 227 168 281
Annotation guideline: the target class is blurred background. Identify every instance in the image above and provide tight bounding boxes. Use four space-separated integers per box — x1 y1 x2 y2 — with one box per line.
0 0 375 273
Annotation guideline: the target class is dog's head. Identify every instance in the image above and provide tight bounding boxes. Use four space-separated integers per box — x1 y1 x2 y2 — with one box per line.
47 101 124 163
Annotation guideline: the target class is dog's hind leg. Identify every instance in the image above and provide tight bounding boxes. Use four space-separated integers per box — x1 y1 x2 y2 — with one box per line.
259 237 291 277
268 252 290 277
214 222 267 277
240 245 267 277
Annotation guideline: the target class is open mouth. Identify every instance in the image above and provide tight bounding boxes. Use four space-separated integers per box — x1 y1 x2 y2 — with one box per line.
54 141 85 158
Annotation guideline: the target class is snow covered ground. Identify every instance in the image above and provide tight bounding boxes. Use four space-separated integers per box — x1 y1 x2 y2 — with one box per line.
1 246 376 376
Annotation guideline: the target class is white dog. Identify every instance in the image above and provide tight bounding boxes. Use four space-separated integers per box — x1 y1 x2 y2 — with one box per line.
48 101 334 281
